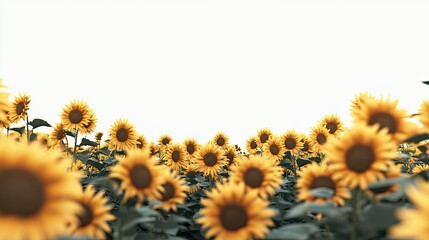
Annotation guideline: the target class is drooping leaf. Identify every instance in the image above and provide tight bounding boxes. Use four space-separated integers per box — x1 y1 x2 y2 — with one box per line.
417 145 428 154
265 223 319 240
74 152 90 164
29 133 37 142
285 202 350 219
361 203 399 231
297 158 312 167
404 133 429 143
28 118 51 129
9 126 25 135
80 137 98 147
86 158 105 170
309 187 334 198
422 80 429 86
65 130 76 138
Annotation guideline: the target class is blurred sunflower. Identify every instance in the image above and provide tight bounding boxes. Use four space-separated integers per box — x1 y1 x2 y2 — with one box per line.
320 114 344 136
299 133 314 156
419 99 429 133
389 179 429 239
158 134 172 150
136 134 147 149
183 138 200 159
325 124 397 189
109 149 168 203
60 100 91 131
8 93 31 124
280 130 303 155
309 125 331 153
350 92 376 118
263 136 286 161
413 164 429 174
212 132 229 148
36 133 50 148
50 122 67 147
297 162 350 206
184 165 201 193
80 109 97 135
224 145 239 168
154 172 188 212
108 118 138 151
230 154 283 199
0 139 81 240
245 136 259 154
197 183 274 240
165 143 187 171
148 142 159 158
195 143 227 177
354 97 417 143
256 128 272 145
68 185 115 239
0 111 11 129
95 132 103 142
0 79 11 123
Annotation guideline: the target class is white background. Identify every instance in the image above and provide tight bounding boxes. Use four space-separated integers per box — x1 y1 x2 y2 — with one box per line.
1 0 429 147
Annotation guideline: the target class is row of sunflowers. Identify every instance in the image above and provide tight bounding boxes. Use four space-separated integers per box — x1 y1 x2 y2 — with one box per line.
1 79 429 240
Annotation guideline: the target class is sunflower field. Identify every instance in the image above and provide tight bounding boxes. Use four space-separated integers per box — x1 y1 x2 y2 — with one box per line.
2 79 429 240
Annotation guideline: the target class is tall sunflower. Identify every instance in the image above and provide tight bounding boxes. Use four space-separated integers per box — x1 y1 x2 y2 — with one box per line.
154 172 189 212
229 155 283 199
263 136 286 161
320 114 344 136
158 134 172 150
245 136 259 154
212 132 229 148
109 149 168 203
50 122 67 147
224 145 239 168
68 185 115 239
136 134 148 150
108 118 138 151
350 92 376 119
197 183 275 240
354 97 417 143
309 125 331 153
0 139 81 240
165 143 187 171
183 138 200 159
195 143 227 177
60 100 91 131
389 179 429 239
256 128 272 145
8 93 31 124
280 130 303 155
80 109 97 135
296 162 350 206
325 124 397 190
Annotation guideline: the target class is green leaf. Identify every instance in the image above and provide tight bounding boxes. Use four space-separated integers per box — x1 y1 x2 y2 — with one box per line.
98 146 110 156
285 202 350 219
404 133 429 143
309 187 334 198
417 145 428 154
29 133 37 142
80 138 98 147
87 159 104 170
74 152 90 164
65 130 76 138
309 157 321 163
28 118 51 129
417 158 429 164
266 223 319 240
297 158 312 167
9 126 25 135
367 177 403 195
361 203 399 231
423 80 429 86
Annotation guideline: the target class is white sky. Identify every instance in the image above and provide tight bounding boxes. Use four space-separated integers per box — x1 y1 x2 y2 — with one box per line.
1 0 429 147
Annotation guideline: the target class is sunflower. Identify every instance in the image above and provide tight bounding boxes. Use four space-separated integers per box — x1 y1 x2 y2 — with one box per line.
197 182 275 240
148 142 160 158
256 128 272 145
263 136 286 161
184 165 201 193
0 111 11 129
165 143 187 171
109 149 168 203
212 132 229 148
0 139 81 240
296 162 350 206
50 122 67 147
80 109 97 135
108 118 138 151
195 143 227 177
245 136 259 154
68 185 115 239
350 92 376 118
299 133 314 156
413 164 429 174
280 130 303 155
309 125 331 153
183 138 200 159
158 134 172 150
320 114 344 136
132 134 146 150
0 79 11 123
36 133 50 148
224 145 239 168
354 97 417 143
325 124 397 190
419 99 429 133
8 93 31 124
60 99 91 131
95 132 103 141
389 179 429 239
230 154 283 199
154 172 189 212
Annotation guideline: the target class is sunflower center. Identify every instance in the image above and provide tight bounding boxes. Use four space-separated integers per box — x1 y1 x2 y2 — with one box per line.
162 138 170 145
316 133 327 145
172 150 180 162
130 165 152 189
116 128 129 142
203 153 218 167
69 109 83 124
250 141 257 149
16 102 25 115
220 204 248 231
216 137 225 146
285 138 296 150
302 142 310 152
243 167 264 188
136 140 143 149
83 120 92 129
161 182 176 201
269 144 280 155
226 153 234 163
368 112 397 134
0 169 45 217
345 144 375 173
310 176 336 194
326 122 338 134
186 171 197 178
186 144 195 154
260 134 269 143
77 202 93 228
41 138 48 146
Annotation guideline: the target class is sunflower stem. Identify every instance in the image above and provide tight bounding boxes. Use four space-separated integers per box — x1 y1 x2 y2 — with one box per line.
351 188 360 240
73 129 79 157
26 115 30 144
6 127 9 139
